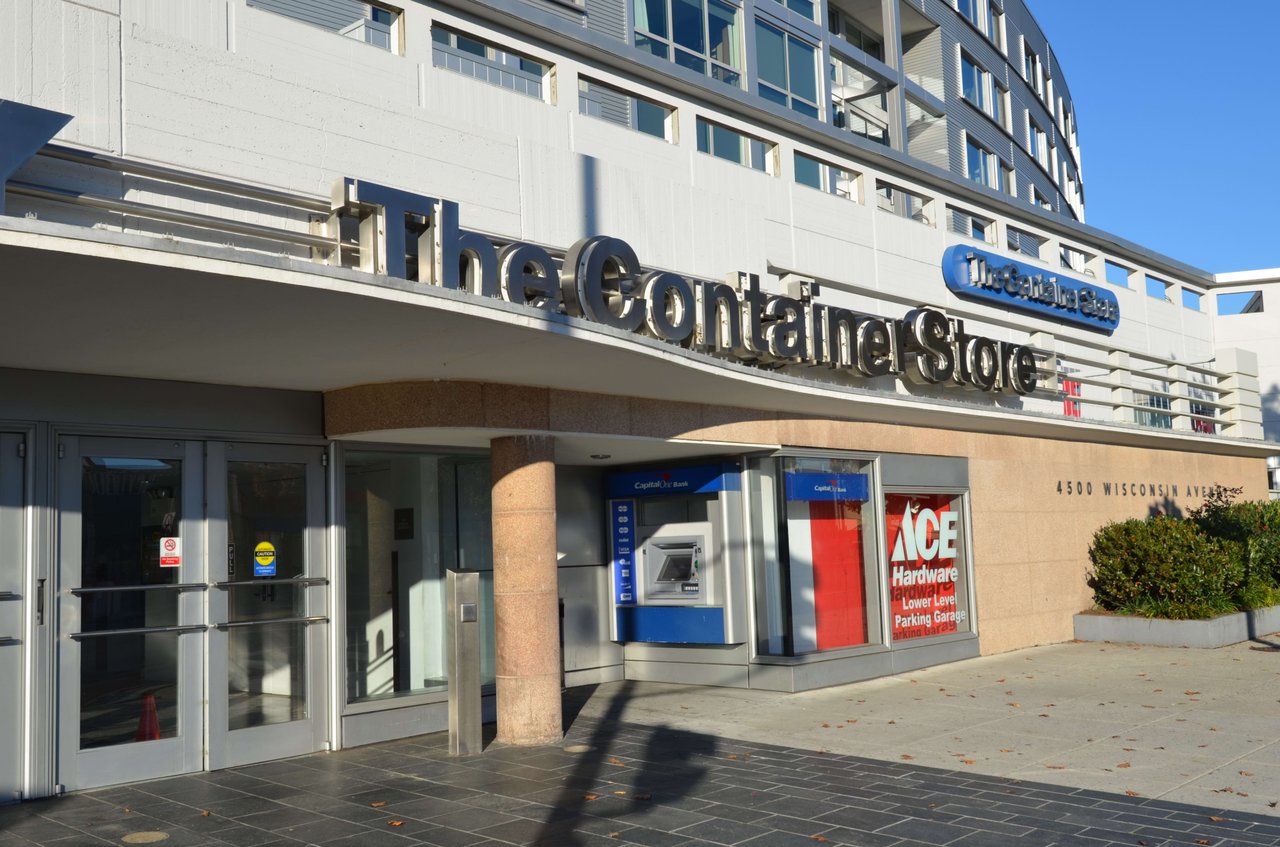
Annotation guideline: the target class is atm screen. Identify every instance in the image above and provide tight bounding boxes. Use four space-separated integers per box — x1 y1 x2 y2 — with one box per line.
656 553 694 583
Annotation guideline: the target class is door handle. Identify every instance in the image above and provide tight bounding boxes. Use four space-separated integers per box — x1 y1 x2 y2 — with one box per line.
36 578 45 625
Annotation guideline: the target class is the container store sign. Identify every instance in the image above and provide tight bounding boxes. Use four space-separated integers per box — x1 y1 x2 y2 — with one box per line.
886 494 966 641
941 245 1120 335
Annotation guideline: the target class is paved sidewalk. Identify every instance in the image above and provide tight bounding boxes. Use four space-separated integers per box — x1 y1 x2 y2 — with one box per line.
2 639 1278 847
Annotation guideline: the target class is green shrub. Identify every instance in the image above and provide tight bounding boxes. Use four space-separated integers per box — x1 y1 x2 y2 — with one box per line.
1087 516 1242 619
1189 485 1280 603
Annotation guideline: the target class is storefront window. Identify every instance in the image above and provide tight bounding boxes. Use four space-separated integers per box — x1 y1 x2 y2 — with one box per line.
884 492 971 641
748 455 880 656
344 451 494 705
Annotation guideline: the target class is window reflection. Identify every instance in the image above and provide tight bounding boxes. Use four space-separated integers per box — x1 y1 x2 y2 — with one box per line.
345 452 494 704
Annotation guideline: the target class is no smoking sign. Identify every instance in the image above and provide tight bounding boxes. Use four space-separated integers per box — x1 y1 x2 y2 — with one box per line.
159 536 182 568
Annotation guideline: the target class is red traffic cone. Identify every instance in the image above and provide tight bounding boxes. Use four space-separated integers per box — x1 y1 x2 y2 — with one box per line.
135 692 160 742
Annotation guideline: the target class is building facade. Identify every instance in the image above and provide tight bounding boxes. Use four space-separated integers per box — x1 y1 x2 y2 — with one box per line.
0 0 1271 800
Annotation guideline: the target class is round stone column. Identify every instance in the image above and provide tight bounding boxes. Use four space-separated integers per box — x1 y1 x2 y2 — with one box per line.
490 434 562 745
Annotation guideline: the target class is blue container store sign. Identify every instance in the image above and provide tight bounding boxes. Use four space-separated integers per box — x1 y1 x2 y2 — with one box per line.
941 245 1120 334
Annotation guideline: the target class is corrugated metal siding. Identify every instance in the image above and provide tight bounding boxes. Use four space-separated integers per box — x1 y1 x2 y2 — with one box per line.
246 0 366 32
585 0 626 40
519 0 582 27
580 79 632 127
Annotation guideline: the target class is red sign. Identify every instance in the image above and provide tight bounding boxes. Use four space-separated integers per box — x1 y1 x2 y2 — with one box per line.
885 494 964 641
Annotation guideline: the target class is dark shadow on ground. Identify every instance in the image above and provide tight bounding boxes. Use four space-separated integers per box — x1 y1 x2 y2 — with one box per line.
531 681 716 845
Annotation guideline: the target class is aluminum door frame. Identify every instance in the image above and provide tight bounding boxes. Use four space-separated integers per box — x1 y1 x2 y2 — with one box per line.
0 432 27 801
55 436 206 791
205 441 329 771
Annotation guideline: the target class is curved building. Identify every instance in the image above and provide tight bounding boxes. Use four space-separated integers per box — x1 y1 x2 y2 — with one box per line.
0 0 1269 799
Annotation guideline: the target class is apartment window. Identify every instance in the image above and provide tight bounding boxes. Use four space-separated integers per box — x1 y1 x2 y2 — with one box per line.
755 20 819 117
989 4 1004 51
431 26 547 98
633 0 743 86
247 1 402 51
965 137 999 190
1028 119 1047 168
1007 226 1041 258
992 80 1008 129
794 152 857 199
876 180 930 224
1022 42 1042 95
769 0 815 21
827 9 884 60
1145 275 1171 301
1136 390 1173 429
1030 187 1051 211
1181 289 1202 311
578 78 673 140
1059 244 1087 273
1104 260 1130 288
1217 291 1264 315
949 207 995 244
830 53 890 145
960 53 1003 127
696 118 772 171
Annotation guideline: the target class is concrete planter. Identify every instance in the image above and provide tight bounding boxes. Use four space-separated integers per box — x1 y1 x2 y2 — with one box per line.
1073 604 1280 648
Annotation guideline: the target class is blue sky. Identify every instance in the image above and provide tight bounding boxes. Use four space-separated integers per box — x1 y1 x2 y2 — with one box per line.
1030 2 1280 275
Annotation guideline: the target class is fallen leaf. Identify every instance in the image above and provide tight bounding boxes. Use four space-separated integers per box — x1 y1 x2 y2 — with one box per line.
583 794 599 801
998 748 1012 753
1239 792 1250 797
888 720 896 725
821 722 830 728
200 811 211 817
725 755 738 760
1125 791 1141 797
1209 816 1225 822
996 678 1005 683
811 837 829 843
608 832 620 838
1007 702 1021 708
961 759 976 765
1194 840 1211 846
1123 747 1135 752
1117 762 1131 769
1045 764 1066 770
846 719 857 724
1185 690 1201 696
369 801 387 808
387 821 405 827
608 756 624 766
1239 770 1253 777
900 754 914 760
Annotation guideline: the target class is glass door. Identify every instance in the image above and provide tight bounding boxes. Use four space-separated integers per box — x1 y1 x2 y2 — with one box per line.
56 437 205 790
0 432 26 802
206 443 328 770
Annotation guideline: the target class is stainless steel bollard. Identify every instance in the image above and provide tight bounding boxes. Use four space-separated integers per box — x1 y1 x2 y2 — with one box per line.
446 569 482 756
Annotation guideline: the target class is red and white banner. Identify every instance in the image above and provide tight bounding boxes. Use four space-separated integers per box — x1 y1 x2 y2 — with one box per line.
885 494 965 641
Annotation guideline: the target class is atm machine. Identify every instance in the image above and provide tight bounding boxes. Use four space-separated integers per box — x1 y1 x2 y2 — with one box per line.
606 464 747 645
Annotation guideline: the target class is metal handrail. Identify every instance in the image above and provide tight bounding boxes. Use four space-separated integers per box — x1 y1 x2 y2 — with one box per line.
38 144 331 213
0 637 18 646
213 577 328 588
214 615 327 630
71 583 207 595
7 182 335 251
69 624 207 640
0 591 18 600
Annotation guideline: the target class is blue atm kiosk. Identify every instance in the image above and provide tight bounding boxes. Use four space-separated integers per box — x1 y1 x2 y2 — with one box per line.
607 464 747 645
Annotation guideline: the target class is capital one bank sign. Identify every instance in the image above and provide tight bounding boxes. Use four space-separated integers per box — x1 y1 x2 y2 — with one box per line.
332 179 1041 396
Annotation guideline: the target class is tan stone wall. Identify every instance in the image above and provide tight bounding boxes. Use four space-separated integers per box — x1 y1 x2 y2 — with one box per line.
326 381 1270 656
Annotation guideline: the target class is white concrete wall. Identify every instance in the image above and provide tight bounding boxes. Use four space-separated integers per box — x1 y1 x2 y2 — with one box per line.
0 0 1226 397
